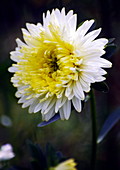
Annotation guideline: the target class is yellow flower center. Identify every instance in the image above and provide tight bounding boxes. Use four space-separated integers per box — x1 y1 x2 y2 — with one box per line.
14 29 83 99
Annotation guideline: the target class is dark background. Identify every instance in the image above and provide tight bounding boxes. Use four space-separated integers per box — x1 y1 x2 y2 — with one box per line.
0 0 120 169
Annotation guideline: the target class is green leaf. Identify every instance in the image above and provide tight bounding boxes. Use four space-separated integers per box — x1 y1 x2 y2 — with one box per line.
46 143 59 167
97 108 120 143
27 140 47 170
103 38 116 59
91 82 109 93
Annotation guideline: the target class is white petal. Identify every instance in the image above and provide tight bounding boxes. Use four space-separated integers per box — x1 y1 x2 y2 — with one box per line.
65 82 73 97
17 85 29 94
81 73 95 83
26 23 41 37
59 107 65 120
55 95 67 112
98 68 107 75
22 98 35 108
76 20 94 38
73 81 85 100
22 28 41 47
61 8 65 17
16 38 27 47
15 91 22 98
8 66 18 73
18 95 29 103
98 58 112 68
72 96 81 112
95 76 106 82
42 107 55 121
83 28 101 44
43 10 51 28
10 51 23 62
79 78 90 92
11 78 19 84
83 50 105 59
68 14 77 32
55 96 67 113
41 97 54 113
76 81 85 100
92 38 108 47
55 97 62 113
34 103 42 113
79 66 98 73
68 91 74 100
22 28 30 36
18 85 29 92
54 8 61 22
28 99 39 113
66 10 74 20
42 98 56 114
62 100 71 120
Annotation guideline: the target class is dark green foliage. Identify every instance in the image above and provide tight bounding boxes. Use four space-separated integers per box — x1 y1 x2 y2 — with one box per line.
8 141 66 170
46 143 60 167
103 38 116 59
91 82 109 93
27 140 47 170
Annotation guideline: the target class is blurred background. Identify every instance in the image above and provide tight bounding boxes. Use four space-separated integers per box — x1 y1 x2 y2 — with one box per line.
0 0 120 169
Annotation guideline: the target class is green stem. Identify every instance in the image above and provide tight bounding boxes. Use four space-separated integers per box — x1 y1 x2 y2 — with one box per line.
90 89 97 170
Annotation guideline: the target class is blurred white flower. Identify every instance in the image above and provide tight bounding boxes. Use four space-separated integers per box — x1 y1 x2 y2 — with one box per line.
0 144 15 161
9 8 112 121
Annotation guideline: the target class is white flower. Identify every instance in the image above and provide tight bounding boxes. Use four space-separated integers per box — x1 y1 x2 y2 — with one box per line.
8 8 112 121
0 144 15 161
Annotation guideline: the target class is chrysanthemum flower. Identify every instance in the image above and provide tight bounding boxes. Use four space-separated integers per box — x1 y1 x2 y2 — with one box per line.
49 158 77 170
9 8 112 121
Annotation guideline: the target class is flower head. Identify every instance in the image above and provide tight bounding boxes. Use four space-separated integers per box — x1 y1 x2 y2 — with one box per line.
49 159 77 170
0 144 15 161
9 8 112 121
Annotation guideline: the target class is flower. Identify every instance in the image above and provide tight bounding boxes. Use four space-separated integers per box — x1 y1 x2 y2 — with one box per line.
9 8 112 121
49 159 77 170
0 144 15 161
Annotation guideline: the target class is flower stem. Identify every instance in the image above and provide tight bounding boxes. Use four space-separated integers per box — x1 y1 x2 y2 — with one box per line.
90 89 97 170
